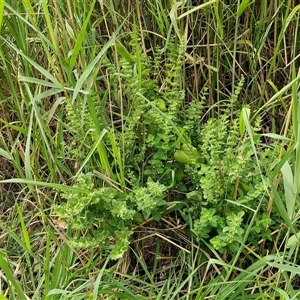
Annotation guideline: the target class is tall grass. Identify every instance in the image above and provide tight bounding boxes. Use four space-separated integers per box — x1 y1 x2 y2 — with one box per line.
0 0 299 299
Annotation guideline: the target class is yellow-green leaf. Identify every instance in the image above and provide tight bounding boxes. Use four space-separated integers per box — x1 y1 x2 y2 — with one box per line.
115 42 132 62
155 99 167 112
237 0 250 17
174 144 200 164
0 1 4 34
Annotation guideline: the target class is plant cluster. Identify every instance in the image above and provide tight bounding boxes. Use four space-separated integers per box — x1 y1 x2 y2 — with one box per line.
53 174 167 259
52 36 283 259
1 0 300 298
184 110 275 253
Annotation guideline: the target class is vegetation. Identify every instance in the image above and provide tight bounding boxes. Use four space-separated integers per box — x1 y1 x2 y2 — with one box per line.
0 0 300 299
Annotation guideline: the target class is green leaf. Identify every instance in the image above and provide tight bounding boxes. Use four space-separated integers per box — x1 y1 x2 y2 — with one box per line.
19 76 60 88
0 148 12 160
72 26 122 103
155 99 167 112
133 212 144 223
21 0 36 20
0 0 5 34
42 0 59 52
174 144 200 164
174 149 190 164
239 107 246 137
268 175 296 234
16 203 33 255
261 133 294 142
281 161 296 219
152 210 162 221
3 40 63 88
270 143 297 178
68 0 97 75
237 0 250 17
175 168 185 181
115 42 132 62
186 191 202 201
0 252 28 300
0 178 91 194
287 232 300 248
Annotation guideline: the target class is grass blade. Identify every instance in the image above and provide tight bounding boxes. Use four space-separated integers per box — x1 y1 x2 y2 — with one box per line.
2 39 63 88
41 0 58 52
237 0 250 17
69 0 97 76
0 178 90 193
281 161 296 219
269 177 296 234
0 0 4 34
75 129 108 177
71 29 120 103
177 0 217 20
16 203 33 256
0 148 13 160
0 252 29 300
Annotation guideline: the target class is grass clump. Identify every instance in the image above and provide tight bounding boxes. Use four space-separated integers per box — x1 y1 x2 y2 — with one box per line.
0 0 300 299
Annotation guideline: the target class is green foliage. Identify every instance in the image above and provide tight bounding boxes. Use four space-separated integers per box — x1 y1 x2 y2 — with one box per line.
174 143 201 165
53 174 167 259
211 211 245 253
129 178 167 220
1 0 300 298
183 92 277 252
56 38 280 258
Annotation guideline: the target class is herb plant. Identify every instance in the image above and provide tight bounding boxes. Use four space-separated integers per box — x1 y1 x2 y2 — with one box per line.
54 39 279 258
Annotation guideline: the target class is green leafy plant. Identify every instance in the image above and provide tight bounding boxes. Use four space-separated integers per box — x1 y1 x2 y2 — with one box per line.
57 37 279 258
175 79 277 253
52 174 167 259
1 0 300 299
